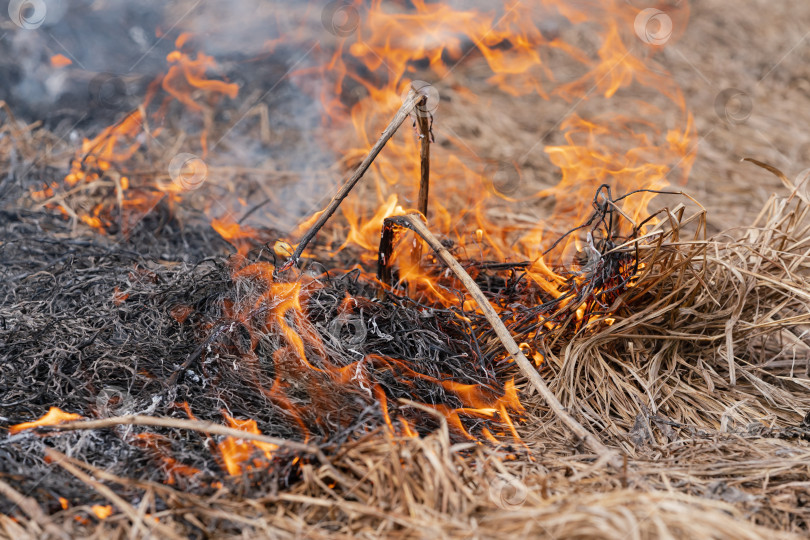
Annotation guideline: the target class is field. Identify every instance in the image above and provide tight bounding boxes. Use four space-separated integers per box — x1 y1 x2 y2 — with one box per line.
1 1 809 538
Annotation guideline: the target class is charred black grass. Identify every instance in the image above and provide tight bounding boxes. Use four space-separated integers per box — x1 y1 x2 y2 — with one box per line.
2 178 810 537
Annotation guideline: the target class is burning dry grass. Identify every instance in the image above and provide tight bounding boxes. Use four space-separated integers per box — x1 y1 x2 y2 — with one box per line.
2 1 809 536
1 427 804 539
2 175 809 538
548 187 810 437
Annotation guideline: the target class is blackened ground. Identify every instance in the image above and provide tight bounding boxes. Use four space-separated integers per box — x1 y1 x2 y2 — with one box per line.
0 204 533 512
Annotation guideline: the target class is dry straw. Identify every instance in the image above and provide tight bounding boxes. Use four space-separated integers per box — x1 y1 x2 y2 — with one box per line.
2 99 809 538
5 175 810 539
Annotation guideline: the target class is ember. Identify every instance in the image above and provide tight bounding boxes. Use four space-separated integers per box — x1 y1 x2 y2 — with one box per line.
2 1 810 538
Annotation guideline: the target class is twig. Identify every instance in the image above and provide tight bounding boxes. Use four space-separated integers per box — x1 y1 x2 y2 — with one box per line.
390 213 622 468
411 98 432 271
39 414 352 486
377 218 397 290
416 101 431 219
281 90 421 270
44 448 184 540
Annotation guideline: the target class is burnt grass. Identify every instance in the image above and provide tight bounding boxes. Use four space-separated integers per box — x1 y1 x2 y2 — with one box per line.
0 204 534 512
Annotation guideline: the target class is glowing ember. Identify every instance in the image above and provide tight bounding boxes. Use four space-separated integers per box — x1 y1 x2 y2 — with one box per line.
49 54 72 68
132 433 201 485
91 505 113 520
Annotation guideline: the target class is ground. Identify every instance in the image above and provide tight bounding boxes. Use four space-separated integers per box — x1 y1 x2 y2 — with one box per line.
1 1 810 538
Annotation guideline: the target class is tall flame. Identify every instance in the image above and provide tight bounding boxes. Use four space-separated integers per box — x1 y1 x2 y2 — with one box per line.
288 0 695 274
36 33 240 232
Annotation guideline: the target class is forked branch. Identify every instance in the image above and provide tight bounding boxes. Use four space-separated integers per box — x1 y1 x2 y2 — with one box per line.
281 89 421 270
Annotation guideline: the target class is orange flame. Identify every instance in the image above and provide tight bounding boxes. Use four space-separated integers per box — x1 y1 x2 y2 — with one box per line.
50 54 72 68
9 407 83 434
217 413 278 476
91 505 113 520
40 33 240 232
132 433 201 485
285 0 696 282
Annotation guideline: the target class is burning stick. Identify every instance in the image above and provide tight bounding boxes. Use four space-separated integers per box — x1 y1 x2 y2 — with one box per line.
410 96 432 272
415 99 431 219
281 89 422 271
385 213 622 468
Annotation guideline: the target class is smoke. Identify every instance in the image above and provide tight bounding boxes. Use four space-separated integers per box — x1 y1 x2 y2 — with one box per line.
0 0 171 124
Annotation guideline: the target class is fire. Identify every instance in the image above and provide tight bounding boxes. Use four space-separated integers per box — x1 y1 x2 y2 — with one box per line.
9 407 83 434
164 33 239 118
217 413 278 476
91 505 113 520
286 0 696 277
36 33 239 232
131 433 201 485
212 216 260 256
30 1 700 473
259 0 694 445
49 54 72 68
338 193 406 260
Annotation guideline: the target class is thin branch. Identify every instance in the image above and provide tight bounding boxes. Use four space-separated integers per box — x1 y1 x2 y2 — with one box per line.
390 213 622 468
39 414 352 486
416 104 431 219
411 100 432 272
281 90 421 270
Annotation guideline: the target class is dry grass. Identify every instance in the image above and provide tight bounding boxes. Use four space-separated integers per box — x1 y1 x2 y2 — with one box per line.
3 168 809 538
3 14 810 530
